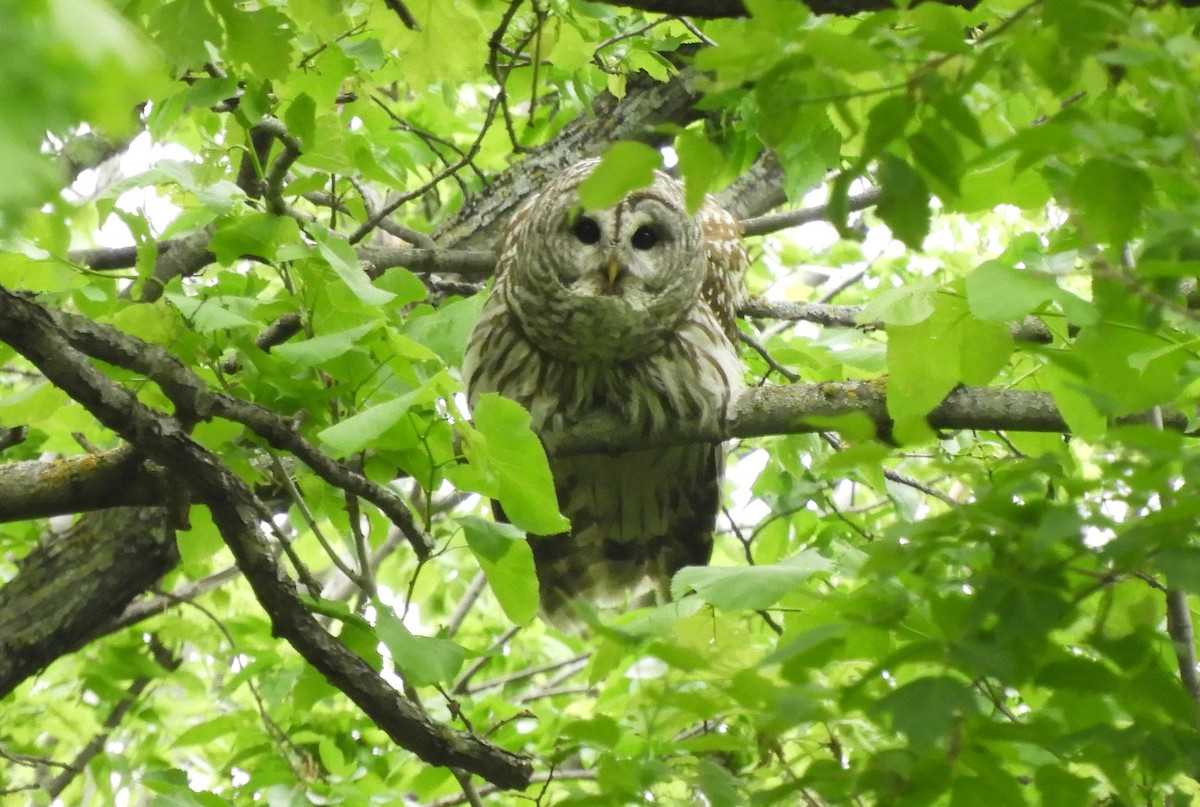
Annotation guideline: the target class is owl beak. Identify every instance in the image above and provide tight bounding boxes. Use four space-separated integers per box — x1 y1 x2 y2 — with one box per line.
604 256 626 286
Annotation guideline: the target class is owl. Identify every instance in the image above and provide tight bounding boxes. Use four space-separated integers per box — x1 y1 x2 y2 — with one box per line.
462 158 747 621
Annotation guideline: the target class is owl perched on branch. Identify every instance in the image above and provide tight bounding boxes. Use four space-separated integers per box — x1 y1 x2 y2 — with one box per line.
463 158 747 621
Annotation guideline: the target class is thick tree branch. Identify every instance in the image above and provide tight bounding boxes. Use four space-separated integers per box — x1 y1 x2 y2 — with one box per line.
0 506 177 698
0 448 163 522
0 285 531 790
547 381 1189 456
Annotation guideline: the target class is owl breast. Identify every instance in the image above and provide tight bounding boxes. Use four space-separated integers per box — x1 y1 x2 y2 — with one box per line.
461 159 747 622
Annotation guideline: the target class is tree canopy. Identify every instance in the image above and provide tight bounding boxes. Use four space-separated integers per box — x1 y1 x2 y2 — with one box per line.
3 0 1200 804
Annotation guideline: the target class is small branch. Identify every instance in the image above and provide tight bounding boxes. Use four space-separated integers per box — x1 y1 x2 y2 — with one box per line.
0 426 27 452
105 567 242 634
451 626 524 695
360 247 497 281
383 0 421 29
1167 590 1200 724
738 330 800 383
588 0 983 18
741 298 1054 344
254 117 305 217
430 768 597 807
740 186 882 237
44 638 182 797
446 572 489 639
460 652 591 697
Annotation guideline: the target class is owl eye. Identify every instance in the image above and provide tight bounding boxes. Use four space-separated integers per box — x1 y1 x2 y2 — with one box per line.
571 216 602 245
631 225 659 250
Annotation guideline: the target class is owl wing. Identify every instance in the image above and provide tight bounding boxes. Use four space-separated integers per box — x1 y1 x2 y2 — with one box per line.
698 197 748 342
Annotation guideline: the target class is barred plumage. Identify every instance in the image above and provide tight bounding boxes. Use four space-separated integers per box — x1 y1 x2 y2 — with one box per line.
462 159 747 621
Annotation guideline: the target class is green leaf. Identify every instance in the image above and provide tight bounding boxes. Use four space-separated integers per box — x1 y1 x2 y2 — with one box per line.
318 737 353 778
671 552 832 611
675 131 725 214
856 278 936 326
887 290 1012 426
373 600 465 687
874 675 976 748
695 758 747 807
176 506 224 574
284 92 317 149
316 372 449 457
164 293 258 332
208 0 294 78
804 29 887 73
272 321 378 366
208 212 303 264
875 155 931 250
862 96 915 159
313 229 395 306
965 261 1059 322
404 295 487 367
910 3 973 54
1069 159 1153 245
462 395 570 535
175 715 240 747
376 267 429 306
576 141 662 210
560 715 622 747
459 515 539 625
393 1 487 87
547 21 591 73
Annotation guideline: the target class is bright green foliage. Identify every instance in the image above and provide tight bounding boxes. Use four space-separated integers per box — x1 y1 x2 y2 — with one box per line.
576 141 664 209
3 0 1200 805
458 394 570 535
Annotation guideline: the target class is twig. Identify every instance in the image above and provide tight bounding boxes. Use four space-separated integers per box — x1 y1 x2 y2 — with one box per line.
429 768 597 807
451 626 524 695
269 453 364 591
105 566 242 634
1167 590 1200 724
447 572 489 639
459 651 590 697
740 186 882 237
738 330 800 383
44 637 183 797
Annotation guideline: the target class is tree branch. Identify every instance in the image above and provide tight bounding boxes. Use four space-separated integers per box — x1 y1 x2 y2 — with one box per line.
0 506 177 698
741 298 1054 344
432 66 709 250
588 0 982 17
546 380 1191 456
41 303 433 559
0 448 164 522
0 285 532 790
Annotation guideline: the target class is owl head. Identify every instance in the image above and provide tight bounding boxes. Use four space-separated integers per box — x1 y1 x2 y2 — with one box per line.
498 159 707 363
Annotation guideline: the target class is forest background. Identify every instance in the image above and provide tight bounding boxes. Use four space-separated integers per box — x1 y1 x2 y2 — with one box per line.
3 0 1200 804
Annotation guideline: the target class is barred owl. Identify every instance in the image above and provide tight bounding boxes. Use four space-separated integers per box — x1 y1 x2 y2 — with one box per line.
462 159 746 621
